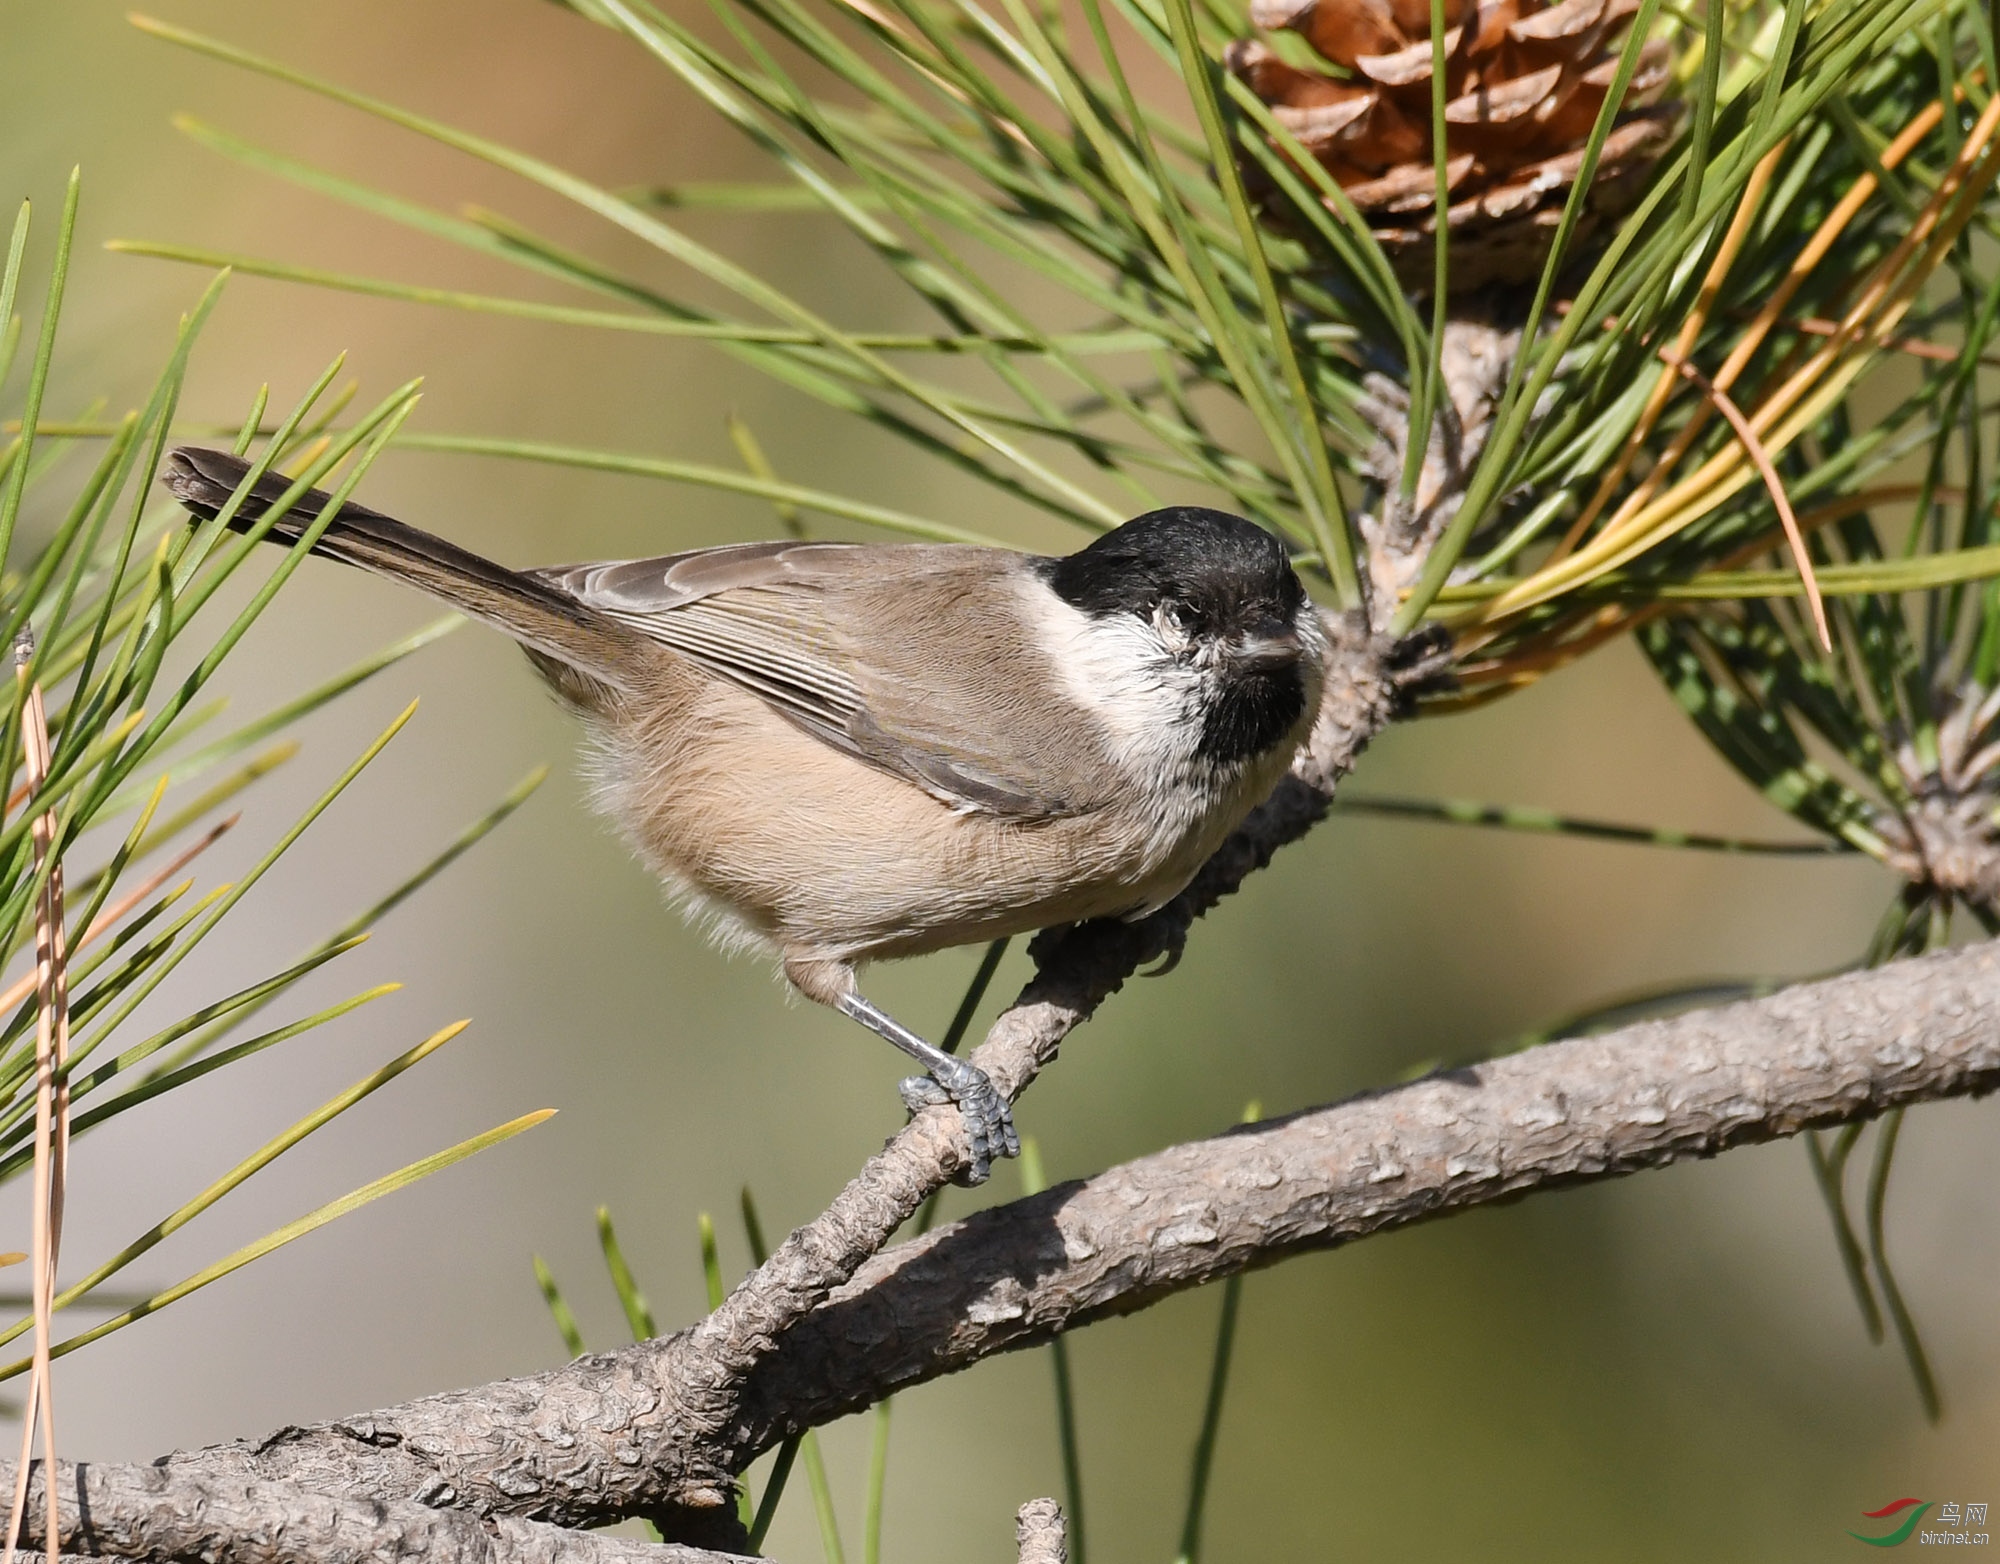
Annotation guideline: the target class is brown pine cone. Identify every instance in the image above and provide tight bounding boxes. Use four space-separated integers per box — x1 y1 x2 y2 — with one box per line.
1228 0 1678 291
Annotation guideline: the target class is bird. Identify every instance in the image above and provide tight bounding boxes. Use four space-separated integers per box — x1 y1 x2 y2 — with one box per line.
163 446 1329 1182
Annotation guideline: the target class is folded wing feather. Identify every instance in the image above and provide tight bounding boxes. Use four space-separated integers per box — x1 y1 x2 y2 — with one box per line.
531 542 1085 819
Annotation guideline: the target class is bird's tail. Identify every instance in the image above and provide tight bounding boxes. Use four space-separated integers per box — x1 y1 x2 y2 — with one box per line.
164 446 638 697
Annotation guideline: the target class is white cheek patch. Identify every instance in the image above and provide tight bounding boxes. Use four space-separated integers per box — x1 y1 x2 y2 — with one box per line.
1029 584 1207 781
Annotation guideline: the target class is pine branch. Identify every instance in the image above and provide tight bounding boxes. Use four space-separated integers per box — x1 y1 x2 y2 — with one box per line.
744 937 2000 1444
26 919 1996 1564
0 1458 749 1564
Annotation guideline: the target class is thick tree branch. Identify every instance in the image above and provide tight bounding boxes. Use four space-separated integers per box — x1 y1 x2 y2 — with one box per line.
102 928 1995 1563
732 938 2000 1447
0 1457 752 1564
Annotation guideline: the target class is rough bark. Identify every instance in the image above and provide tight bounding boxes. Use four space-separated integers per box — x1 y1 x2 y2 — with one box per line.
1356 318 1521 627
1014 1499 1067 1564
30 933 1989 1564
2 1457 750 1564
728 937 2000 1447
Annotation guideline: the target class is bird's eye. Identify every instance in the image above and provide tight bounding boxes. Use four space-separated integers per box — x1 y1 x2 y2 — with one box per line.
1163 600 1200 635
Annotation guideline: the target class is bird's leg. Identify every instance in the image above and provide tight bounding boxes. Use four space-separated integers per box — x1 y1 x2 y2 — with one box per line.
784 955 1019 1184
833 991 1019 1185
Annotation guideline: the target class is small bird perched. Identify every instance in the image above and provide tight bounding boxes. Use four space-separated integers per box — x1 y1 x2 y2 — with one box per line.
165 447 1328 1182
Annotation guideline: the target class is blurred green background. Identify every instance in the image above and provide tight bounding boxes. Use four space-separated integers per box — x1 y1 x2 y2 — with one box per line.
2 4 1994 1560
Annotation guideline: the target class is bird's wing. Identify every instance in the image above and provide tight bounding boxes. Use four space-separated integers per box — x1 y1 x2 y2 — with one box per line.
538 543 866 752
533 542 1084 818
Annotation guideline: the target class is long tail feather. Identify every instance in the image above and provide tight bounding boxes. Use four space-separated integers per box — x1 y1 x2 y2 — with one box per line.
164 447 637 694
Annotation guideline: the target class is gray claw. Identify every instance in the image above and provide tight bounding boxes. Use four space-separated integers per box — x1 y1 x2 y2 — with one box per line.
897 1059 1018 1185
898 1074 952 1111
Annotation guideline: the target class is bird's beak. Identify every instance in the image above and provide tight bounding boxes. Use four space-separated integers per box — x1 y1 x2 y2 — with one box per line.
1230 621 1303 671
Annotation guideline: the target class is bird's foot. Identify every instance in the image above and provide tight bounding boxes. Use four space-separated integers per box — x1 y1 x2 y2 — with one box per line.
898 1058 1019 1185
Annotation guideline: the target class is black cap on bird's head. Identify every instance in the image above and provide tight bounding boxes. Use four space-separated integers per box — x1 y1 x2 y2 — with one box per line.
1036 507 1318 766
1038 506 1305 640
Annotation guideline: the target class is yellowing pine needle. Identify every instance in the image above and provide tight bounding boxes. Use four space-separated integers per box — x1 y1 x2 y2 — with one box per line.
1477 89 2000 630
2 709 147 816
0 813 237 1017
1661 350 1830 649
3 633 70 1564
1552 141 1786 564
1783 315 2000 368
